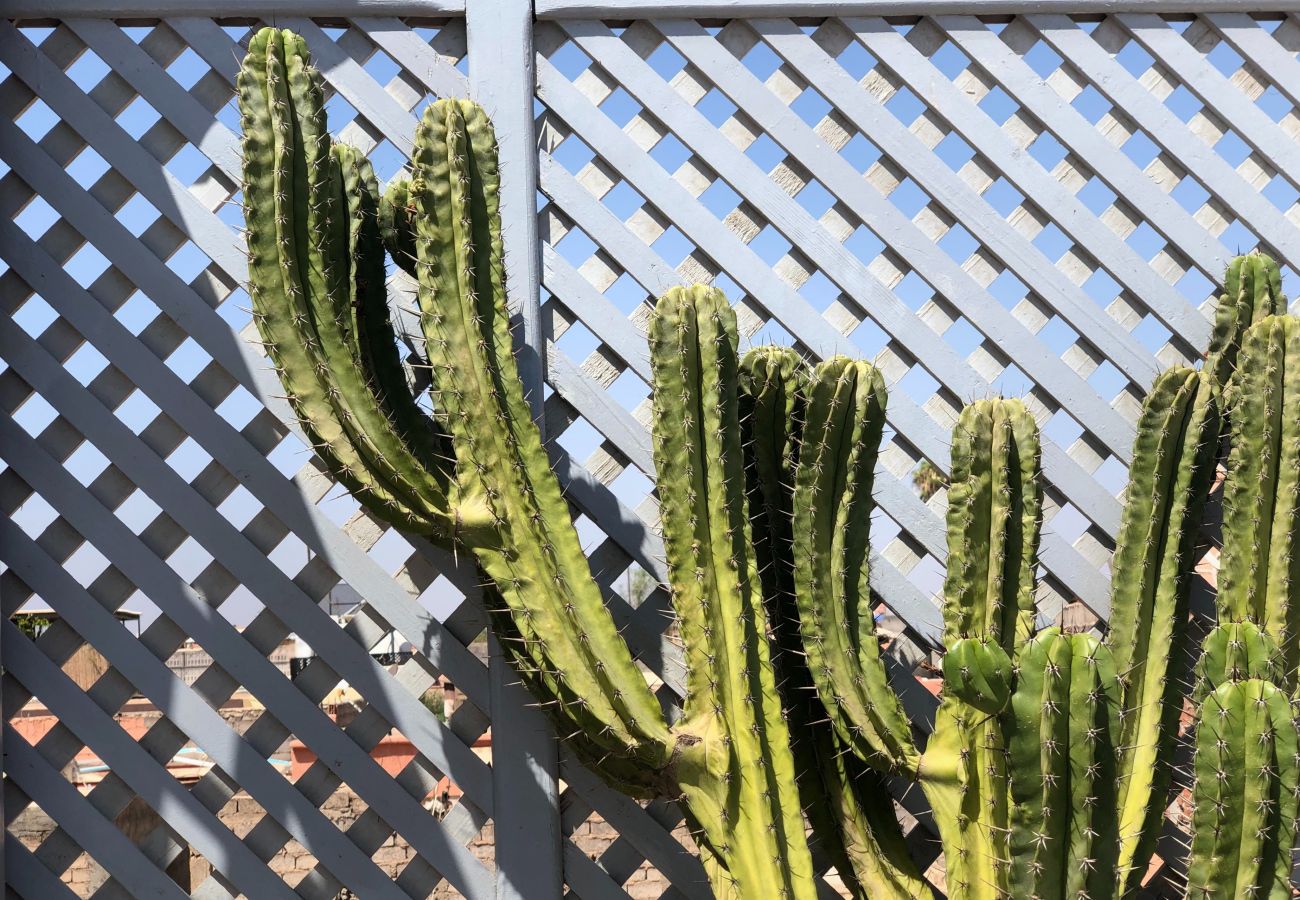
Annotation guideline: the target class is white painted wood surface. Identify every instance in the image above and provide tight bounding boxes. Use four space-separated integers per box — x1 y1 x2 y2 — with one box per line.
2 5 1292 897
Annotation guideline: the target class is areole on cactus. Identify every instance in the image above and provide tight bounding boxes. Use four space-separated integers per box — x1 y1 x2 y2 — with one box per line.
239 25 1300 900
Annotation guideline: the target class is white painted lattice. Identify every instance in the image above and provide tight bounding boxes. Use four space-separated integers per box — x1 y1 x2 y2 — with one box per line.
4 3 1300 898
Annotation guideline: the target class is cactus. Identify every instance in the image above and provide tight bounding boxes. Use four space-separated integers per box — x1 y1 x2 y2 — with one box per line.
379 175 418 278
1217 314 1300 686
1187 677 1299 900
1103 366 1220 895
646 288 816 897
792 357 921 780
237 28 456 538
1005 627 1121 900
240 29 818 897
919 398 1043 900
739 349 927 899
1204 251 1286 389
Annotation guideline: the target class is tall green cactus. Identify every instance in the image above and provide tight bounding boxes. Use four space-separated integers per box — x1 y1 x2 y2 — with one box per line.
1187 677 1299 900
240 29 817 897
919 398 1042 900
647 289 815 897
739 350 927 899
1217 314 1300 686
1104 366 1220 895
793 358 921 781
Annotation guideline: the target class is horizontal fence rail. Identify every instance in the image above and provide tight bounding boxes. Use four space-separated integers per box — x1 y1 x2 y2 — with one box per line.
4 1 1299 897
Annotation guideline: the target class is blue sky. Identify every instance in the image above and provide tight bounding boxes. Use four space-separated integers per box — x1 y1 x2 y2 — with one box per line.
5 17 1299 631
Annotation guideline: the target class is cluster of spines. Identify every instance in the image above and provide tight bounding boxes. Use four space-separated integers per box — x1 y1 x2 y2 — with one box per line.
738 349 925 900
1102 366 1220 895
1216 314 1300 687
1005 627 1121 900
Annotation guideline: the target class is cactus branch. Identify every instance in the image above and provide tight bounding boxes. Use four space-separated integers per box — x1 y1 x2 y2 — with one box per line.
1105 366 1220 895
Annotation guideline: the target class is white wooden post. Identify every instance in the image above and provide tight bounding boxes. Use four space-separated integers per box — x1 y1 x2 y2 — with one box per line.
466 1 565 897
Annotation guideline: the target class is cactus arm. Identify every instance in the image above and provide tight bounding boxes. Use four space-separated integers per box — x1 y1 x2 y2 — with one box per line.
792 357 921 779
1218 315 1300 683
1205 252 1286 389
920 398 1041 900
410 99 672 793
1188 678 1299 900
650 288 816 899
335 145 454 476
1104 366 1220 894
942 400 1042 651
277 37 456 530
237 28 439 533
1006 629 1120 900
379 175 418 277
738 348 926 900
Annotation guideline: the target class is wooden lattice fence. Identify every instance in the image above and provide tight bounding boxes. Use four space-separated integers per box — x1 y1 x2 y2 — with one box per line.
3 1 1300 897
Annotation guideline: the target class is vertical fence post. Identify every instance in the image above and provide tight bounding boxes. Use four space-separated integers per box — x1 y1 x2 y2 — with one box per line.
466 2 563 898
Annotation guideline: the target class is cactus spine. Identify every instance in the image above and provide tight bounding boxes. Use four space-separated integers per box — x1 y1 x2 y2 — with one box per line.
919 398 1042 900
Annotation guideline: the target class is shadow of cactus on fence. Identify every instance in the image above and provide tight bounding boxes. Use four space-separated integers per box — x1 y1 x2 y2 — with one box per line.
239 25 1300 900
